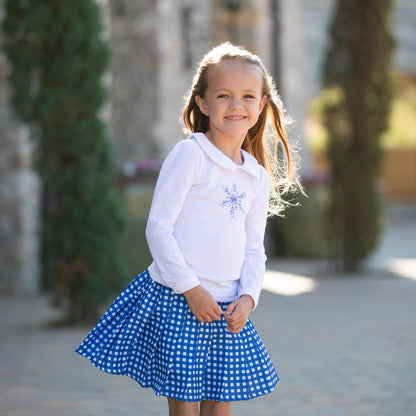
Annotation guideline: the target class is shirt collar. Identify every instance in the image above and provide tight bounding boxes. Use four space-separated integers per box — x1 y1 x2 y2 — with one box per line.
191 133 260 179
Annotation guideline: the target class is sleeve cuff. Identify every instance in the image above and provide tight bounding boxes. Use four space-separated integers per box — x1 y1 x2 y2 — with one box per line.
172 278 201 295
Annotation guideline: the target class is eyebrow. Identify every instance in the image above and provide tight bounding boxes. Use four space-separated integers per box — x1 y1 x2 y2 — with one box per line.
212 88 260 94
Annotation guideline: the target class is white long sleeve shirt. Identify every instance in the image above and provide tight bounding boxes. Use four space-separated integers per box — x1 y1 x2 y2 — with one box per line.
145 132 269 308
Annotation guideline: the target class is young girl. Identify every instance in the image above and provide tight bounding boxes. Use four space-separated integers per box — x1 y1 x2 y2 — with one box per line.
76 42 300 416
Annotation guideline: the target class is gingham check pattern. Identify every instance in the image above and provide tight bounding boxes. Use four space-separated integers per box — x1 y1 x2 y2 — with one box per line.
76 270 278 402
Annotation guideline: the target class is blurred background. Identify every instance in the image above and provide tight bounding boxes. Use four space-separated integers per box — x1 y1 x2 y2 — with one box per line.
0 1 415 415
1 0 414 310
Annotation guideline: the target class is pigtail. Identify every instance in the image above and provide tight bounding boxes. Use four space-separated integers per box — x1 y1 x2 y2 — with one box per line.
244 91 302 215
265 101 302 216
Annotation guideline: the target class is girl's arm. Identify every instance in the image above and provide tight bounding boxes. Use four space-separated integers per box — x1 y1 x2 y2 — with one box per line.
146 139 222 322
225 170 269 333
145 140 202 294
237 168 270 309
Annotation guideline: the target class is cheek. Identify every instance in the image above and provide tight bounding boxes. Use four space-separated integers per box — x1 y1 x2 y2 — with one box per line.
250 102 263 115
210 103 226 115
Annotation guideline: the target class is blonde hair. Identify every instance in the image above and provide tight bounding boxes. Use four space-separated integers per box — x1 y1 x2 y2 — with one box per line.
183 42 302 216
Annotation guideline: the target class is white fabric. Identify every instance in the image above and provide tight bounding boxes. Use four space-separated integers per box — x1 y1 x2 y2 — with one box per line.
146 133 269 308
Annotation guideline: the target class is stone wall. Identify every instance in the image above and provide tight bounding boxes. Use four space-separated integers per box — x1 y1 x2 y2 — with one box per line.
110 0 213 162
212 0 272 68
110 0 160 166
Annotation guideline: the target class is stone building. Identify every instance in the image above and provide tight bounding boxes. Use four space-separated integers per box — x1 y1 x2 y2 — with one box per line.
110 0 278 164
0 0 415 293
110 0 416 168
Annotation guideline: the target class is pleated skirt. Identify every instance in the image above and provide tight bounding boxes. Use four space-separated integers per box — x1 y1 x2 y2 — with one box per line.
76 270 279 402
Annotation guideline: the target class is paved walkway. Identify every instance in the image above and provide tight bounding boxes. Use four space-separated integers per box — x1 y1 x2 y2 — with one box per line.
1 204 415 415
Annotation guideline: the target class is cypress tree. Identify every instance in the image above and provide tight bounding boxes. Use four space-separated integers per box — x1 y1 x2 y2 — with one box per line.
2 0 126 322
322 0 394 271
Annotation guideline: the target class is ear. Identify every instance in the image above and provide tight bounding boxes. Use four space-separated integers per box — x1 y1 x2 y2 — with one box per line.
259 95 267 113
195 95 209 116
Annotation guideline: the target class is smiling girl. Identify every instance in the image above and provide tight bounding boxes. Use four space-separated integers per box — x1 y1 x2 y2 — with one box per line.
76 42 301 416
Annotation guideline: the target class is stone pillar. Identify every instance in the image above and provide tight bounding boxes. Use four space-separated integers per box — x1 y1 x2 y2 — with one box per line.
278 0 312 176
110 0 159 165
0 1 41 293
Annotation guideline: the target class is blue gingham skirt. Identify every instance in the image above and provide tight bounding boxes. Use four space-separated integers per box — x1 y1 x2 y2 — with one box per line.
76 270 279 402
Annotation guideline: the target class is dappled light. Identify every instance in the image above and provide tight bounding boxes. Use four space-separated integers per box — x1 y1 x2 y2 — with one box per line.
263 269 317 296
388 258 416 282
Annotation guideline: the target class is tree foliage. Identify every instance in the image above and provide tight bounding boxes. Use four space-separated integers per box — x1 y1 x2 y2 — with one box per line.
2 0 126 321
322 0 394 271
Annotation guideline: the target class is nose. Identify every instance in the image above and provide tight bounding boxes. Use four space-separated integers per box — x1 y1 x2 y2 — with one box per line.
230 97 243 110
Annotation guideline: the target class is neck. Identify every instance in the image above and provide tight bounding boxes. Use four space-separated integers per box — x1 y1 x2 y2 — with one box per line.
205 131 245 165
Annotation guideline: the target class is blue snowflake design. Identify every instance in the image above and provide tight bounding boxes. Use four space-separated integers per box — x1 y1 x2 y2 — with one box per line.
219 184 246 218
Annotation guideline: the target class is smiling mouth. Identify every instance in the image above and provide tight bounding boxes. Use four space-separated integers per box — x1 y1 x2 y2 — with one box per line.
225 115 246 120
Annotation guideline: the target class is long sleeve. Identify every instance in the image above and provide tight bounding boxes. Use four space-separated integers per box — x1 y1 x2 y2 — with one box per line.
145 140 202 294
237 169 269 309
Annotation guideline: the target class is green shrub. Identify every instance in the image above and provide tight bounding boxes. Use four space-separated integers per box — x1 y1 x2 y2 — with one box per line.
2 0 126 322
322 0 394 271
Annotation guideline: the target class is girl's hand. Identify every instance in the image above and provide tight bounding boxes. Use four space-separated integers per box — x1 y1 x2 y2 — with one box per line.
183 286 222 323
224 295 254 333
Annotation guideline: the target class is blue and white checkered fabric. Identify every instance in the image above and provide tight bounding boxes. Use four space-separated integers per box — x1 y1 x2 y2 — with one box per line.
76 270 279 402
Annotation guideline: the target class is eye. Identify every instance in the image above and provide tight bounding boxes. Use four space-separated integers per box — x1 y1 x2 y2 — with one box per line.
217 94 229 99
244 94 256 99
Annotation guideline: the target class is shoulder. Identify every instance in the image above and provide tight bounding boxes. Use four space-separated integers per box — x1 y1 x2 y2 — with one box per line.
169 136 202 156
165 136 203 165
159 136 204 182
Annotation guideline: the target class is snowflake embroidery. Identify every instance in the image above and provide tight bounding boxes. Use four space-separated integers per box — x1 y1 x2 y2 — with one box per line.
219 184 246 218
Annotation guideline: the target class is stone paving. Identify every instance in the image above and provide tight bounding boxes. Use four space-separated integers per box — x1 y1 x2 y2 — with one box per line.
1 204 415 416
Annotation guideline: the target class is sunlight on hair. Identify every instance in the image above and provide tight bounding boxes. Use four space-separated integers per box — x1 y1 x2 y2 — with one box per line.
263 270 316 296
387 259 416 282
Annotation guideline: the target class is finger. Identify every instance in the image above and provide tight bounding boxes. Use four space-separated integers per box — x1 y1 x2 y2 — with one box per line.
225 310 241 325
225 301 237 316
195 311 209 323
225 313 244 326
226 325 242 334
212 311 222 321
224 314 233 325
207 310 220 321
213 305 223 318
203 313 213 323
227 317 247 330
232 313 245 324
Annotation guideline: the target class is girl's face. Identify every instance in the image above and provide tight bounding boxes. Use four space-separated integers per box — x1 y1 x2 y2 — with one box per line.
196 59 267 144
